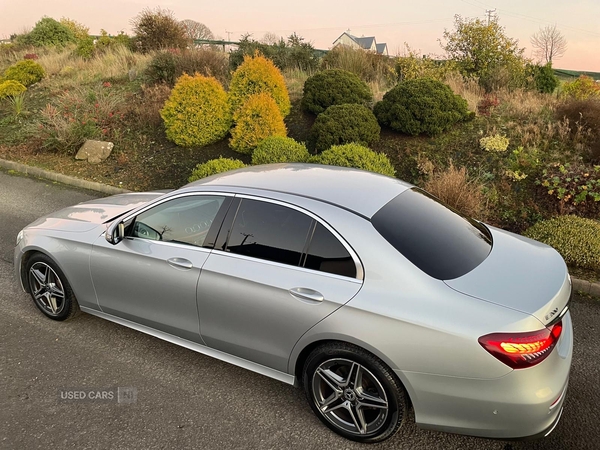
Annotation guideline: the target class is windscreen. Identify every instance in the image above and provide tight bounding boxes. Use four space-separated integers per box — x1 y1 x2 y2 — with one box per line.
371 188 492 280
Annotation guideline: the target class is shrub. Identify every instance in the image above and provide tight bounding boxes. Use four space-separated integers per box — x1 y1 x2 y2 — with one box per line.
228 53 291 117
555 99 600 162
3 60 45 87
301 69 372 115
146 49 229 87
537 162 600 216
530 63 559 94
308 104 380 152
562 75 600 100
374 78 471 136
321 46 395 84
74 37 95 59
145 51 177 84
0 80 27 99
59 17 90 41
161 74 232 148
229 92 287 154
131 7 190 53
230 33 319 72
251 136 310 165
424 163 486 219
312 143 395 177
188 157 246 182
22 17 77 47
480 134 510 152
523 216 600 271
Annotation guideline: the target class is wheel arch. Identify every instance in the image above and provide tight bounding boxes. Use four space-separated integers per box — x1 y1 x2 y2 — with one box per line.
290 336 413 407
19 247 66 293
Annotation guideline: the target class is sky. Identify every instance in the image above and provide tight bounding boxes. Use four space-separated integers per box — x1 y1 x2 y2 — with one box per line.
0 0 598 71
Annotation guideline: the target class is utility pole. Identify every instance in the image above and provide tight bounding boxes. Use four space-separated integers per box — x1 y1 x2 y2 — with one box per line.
225 30 232 41
485 9 496 25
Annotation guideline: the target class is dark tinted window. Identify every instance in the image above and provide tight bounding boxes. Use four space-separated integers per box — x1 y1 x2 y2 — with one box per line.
226 199 313 266
304 223 356 278
371 188 492 280
131 196 225 247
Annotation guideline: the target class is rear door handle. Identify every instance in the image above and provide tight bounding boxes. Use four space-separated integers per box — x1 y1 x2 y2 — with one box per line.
289 287 324 303
167 257 193 270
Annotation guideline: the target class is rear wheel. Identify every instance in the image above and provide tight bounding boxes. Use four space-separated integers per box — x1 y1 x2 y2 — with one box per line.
26 253 79 321
303 342 408 443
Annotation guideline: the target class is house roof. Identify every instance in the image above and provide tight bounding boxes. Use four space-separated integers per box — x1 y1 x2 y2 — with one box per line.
353 36 375 50
333 32 387 55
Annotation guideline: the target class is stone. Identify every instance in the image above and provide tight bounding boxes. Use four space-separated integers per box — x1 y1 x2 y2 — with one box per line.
75 140 114 164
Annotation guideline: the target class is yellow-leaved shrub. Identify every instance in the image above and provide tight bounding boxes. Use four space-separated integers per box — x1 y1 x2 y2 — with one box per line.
229 92 287 154
160 73 231 148
188 157 246 182
228 53 291 117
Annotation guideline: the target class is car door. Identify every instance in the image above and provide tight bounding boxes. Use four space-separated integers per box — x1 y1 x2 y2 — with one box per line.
90 193 232 343
197 196 363 373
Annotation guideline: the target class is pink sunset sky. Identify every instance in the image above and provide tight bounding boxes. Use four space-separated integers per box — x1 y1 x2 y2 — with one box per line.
0 0 598 71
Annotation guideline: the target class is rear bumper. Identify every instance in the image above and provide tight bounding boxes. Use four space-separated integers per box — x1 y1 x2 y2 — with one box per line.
397 310 573 439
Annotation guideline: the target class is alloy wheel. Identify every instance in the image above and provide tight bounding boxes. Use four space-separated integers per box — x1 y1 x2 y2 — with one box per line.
29 262 66 316
311 358 389 436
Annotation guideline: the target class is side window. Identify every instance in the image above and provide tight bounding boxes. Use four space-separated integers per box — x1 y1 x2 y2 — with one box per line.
226 199 313 266
131 196 225 248
304 223 357 278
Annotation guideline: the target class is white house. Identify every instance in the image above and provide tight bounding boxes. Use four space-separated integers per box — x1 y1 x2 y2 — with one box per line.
332 32 389 56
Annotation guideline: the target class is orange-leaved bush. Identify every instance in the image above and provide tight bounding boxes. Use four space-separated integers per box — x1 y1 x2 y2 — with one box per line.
228 52 291 117
229 92 287 154
160 73 232 148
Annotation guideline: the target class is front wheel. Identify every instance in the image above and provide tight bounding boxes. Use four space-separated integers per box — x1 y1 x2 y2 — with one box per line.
303 342 408 443
26 253 80 321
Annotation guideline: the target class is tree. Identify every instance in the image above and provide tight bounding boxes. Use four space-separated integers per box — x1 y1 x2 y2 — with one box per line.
131 7 190 52
180 19 214 42
261 32 280 45
440 15 527 90
531 25 567 64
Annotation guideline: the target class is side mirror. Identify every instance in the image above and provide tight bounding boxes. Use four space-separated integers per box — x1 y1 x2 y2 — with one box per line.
105 221 125 245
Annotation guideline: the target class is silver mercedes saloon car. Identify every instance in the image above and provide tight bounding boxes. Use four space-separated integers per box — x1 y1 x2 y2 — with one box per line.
14 164 572 443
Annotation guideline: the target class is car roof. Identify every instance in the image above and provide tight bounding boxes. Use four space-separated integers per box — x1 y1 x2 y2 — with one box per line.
183 163 412 217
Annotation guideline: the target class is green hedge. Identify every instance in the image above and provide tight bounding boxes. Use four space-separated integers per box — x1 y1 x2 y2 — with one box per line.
188 157 246 182
251 136 310 165
312 143 395 177
301 69 372 115
523 215 600 271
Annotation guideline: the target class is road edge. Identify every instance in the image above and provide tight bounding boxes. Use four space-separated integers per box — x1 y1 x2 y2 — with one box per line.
1 157 599 298
0 158 130 195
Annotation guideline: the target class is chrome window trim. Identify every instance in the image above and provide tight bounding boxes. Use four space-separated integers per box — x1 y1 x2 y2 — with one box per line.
120 191 235 224
124 236 213 253
211 249 363 284
229 194 365 281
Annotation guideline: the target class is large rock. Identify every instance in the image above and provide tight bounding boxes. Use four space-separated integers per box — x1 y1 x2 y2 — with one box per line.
75 140 114 164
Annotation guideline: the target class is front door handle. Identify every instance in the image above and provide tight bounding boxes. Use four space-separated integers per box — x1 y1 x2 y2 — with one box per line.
289 287 324 303
167 257 193 270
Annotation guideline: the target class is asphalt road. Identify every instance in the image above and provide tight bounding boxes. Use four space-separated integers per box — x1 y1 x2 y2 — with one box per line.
1 170 599 450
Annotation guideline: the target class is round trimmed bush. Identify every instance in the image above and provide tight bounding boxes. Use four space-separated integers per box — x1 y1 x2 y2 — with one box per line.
374 78 471 136
160 74 232 148
312 143 396 177
3 60 45 87
308 103 380 152
0 80 27 99
229 92 287 154
523 215 600 271
228 53 291 117
25 17 76 47
301 69 373 115
251 136 310 165
188 157 246 182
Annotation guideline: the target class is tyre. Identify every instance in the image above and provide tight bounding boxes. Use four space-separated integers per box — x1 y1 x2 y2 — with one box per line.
303 342 408 443
26 253 80 321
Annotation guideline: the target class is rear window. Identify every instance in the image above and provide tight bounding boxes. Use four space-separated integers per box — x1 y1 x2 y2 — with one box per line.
371 188 492 280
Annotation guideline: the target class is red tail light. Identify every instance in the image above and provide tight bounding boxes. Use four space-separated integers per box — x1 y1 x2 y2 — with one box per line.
478 320 563 369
